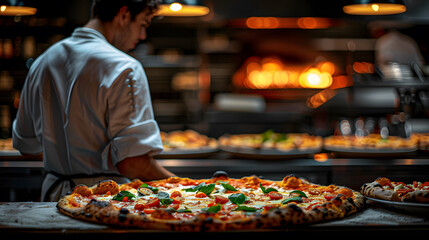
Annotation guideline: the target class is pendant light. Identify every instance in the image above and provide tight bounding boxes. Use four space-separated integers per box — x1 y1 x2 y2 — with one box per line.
156 0 210 17
343 0 406 15
0 0 37 16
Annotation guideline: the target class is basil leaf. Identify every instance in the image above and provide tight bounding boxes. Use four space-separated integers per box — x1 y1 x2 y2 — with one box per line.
262 129 274 142
199 183 216 196
228 193 247 205
169 207 192 213
176 208 192 213
275 133 287 142
157 191 173 206
140 183 159 194
112 191 136 201
289 190 308 198
203 204 221 213
220 183 237 192
234 205 260 212
259 183 278 194
183 183 215 196
183 182 205 192
159 198 173 206
281 196 303 204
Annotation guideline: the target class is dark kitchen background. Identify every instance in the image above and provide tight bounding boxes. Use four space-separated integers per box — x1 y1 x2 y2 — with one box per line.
1 0 429 201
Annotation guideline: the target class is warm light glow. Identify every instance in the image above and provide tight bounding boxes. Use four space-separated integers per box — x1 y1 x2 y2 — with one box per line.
233 57 339 90
246 17 279 29
244 57 290 89
0 5 37 16
248 71 272 89
317 61 336 75
330 75 353 89
371 4 380 12
306 89 338 108
262 58 283 71
343 3 406 15
299 68 332 89
155 4 210 16
403 159 415 165
314 153 329 162
308 73 321 86
353 62 374 74
297 17 318 29
170 3 182 12
243 17 333 29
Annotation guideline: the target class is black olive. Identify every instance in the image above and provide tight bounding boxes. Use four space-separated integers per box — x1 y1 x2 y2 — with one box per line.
119 208 129 214
212 170 228 178
157 191 169 198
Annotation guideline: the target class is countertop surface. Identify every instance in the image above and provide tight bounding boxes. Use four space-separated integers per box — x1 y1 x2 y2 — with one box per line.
1 201 428 238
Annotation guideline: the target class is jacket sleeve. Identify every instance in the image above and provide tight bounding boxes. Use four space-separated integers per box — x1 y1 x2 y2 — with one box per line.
102 63 163 168
12 72 43 155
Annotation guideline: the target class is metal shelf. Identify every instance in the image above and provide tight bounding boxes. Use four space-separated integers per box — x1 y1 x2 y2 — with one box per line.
353 74 429 89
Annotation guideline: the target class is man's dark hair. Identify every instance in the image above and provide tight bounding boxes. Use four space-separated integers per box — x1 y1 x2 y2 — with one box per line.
91 0 159 21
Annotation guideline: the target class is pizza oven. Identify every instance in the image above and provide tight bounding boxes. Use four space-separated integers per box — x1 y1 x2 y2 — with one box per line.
199 26 429 139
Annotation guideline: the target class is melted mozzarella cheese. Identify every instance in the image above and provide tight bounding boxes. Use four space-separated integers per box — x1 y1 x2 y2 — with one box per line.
88 182 339 214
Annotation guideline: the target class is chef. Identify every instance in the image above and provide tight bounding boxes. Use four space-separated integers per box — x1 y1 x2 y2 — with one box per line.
12 0 175 202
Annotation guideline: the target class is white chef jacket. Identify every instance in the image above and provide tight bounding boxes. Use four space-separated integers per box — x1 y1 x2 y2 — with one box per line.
12 28 163 201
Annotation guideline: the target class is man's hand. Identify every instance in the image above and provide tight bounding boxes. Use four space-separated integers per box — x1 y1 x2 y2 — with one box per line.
116 155 175 181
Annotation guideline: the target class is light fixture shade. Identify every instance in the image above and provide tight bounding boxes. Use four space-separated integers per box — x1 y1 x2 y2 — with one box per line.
0 0 37 16
155 0 210 17
343 0 406 15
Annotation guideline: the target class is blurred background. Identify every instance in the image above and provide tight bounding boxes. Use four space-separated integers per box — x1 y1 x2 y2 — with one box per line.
1 0 429 201
1 0 429 138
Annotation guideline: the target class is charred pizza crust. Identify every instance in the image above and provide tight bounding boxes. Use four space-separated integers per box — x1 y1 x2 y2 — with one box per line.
402 190 429 203
361 177 429 203
360 181 400 201
57 173 365 231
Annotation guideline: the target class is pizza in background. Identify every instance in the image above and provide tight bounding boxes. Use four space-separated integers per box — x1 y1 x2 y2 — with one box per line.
361 177 429 203
57 172 365 231
414 133 429 151
0 138 14 151
323 134 418 150
218 130 322 152
160 129 218 151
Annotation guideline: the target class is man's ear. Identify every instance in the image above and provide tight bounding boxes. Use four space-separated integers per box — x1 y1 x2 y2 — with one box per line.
117 6 131 26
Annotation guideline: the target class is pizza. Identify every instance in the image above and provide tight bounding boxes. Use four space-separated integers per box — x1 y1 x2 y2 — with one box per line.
218 130 322 151
0 138 15 151
414 133 429 151
56 172 365 231
323 134 418 150
361 177 429 203
160 130 218 151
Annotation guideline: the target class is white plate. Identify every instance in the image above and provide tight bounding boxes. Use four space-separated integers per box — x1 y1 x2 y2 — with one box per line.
324 145 417 158
219 144 321 159
324 145 417 154
0 150 21 157
155 147 219 158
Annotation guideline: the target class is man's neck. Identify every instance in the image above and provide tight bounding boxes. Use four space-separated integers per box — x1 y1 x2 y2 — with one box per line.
84 19 114 43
